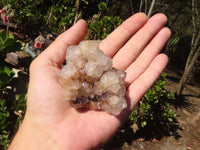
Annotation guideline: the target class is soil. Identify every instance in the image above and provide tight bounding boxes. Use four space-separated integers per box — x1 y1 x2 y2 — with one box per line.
102 69 200 150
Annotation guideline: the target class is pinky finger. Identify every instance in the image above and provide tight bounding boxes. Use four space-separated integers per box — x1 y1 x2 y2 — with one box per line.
126 54 168 110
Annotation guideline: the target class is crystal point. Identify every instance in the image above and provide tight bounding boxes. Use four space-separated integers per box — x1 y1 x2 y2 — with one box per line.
59 41 127 115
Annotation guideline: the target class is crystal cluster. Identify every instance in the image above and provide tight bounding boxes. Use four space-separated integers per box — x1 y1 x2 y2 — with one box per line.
59 41 127 115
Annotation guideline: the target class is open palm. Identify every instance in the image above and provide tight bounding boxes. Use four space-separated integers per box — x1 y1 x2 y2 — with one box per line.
9 13 171 150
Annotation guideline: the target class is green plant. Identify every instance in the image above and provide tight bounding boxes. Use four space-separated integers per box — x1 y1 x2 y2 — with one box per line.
0 66 14 149
0 94 26 149
0 31 16 54
46 4 75 32
0 30 25 149
0 89 26 149
1 1 52 35
87 16 122 40
0 99 10 149
166 34 180 54
98 2 107 13
0 30 23 60
0 69 26 149
87 2 123 40
13 95 26 128
129 73 176 128
0 66 15 90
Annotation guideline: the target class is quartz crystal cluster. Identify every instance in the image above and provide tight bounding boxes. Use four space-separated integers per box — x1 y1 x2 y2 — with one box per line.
59 41 127 115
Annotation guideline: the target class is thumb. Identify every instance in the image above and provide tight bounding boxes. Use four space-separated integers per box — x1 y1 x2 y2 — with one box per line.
38 19 88 67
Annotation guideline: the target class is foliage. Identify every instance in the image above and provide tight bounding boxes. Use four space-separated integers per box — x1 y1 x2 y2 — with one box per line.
0 73 26 149
0 67 14 149
0 99 10 149
1 0 56 35
1 1 124 35
87 2 123 40
165 34 191 69
129 73 176 128
87 15 122 40
12 95 26 130
98 2 107 12
46 3 75 32
0 67 15 90
0 30 22 62
0 93 26 149
166 34 180 55
0 31 16 54
0 30 26 149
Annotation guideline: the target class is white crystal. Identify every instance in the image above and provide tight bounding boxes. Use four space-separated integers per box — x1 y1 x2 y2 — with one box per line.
59 40 127 115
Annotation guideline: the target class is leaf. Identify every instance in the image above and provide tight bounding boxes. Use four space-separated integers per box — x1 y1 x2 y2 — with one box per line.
63 0 68 4
0 35 4 43
165 101 170 108
141 121 147 127
0 31 16 53
0 31 7 41
168 118 173 122
98 2 107 11
0 67 15 89
3 67 14 77
82 0 88 5
154 99 159 104
7 33 14 39
0 99 6 108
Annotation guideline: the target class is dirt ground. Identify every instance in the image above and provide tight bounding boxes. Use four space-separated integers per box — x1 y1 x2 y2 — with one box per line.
102 69 200 150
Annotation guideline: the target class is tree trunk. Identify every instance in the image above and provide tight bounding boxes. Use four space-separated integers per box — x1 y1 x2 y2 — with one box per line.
185 32 200 70
185 0 200 70
176 46 200 96
129 0 134 14
147 0 155 18
144 0 148 14
139 0 143 12
176 0 200 96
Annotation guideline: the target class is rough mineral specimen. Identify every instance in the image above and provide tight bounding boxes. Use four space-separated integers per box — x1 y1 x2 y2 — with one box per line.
59 40 127 115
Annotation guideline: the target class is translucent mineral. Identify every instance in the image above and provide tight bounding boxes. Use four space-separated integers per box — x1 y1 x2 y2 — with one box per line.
59 40 127 115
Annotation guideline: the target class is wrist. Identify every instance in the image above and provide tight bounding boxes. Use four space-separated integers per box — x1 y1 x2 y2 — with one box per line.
8 116 62 150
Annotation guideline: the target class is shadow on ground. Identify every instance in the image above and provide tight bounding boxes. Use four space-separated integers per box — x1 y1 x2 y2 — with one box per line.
102 116 182 150
101 95 193 150
102 90 199 149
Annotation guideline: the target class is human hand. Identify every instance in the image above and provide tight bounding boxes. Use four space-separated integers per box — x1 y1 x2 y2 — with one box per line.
9 13 170 150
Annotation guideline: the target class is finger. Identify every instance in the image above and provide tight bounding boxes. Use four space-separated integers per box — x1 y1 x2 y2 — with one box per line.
126 54 168 109
112 13 168 70
99 13 148 57
125 27 171 84
39 19 88 67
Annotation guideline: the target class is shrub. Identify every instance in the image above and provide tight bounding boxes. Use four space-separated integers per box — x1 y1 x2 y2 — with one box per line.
87 2 123 40
87 15 122 40
129 73 176 129
0 31 16 54
0 92 26 149
0 30 22 61
46 3 75 32
0 31 26 149
0 99 10 149
0 67 14 149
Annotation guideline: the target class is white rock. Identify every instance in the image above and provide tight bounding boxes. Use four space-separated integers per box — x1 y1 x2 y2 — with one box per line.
59 41 127 115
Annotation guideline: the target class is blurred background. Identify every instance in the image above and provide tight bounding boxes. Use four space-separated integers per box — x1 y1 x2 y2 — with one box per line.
0 0 199 149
